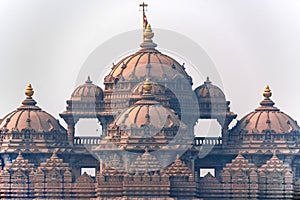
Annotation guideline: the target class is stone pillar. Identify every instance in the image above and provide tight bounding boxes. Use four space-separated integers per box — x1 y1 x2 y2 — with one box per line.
221 126 228 147
99 159 104 174
67 122 75 146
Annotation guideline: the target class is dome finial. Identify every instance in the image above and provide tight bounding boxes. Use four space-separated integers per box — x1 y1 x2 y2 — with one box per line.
140 23 157 49
263 85 272 98
205 76 211 84
25 83 34 98
143 77 152 93
86 76 93 84
257 85 277 109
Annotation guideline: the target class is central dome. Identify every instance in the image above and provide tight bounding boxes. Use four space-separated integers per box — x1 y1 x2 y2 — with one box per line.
104 24 192 84
105 49 191 83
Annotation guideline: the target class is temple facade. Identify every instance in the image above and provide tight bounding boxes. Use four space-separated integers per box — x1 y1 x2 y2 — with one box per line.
1 6 300 200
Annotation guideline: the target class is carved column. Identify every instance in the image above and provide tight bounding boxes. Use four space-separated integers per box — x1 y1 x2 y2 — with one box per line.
67 122 75 146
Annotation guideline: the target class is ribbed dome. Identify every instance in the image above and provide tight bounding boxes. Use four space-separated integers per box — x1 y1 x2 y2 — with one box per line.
71 76 103 101
232 86 300 134
115 98 180 130
194 77 229 120
194 77 226 102
104 25 192 84
0 84 66 134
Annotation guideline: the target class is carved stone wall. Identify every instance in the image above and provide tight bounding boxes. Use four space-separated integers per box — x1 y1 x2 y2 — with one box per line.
258 155 293 199
220 153 259 199
0 153 34 199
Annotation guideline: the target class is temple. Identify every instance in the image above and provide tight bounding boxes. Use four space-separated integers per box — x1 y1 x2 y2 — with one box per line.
1 4 300 200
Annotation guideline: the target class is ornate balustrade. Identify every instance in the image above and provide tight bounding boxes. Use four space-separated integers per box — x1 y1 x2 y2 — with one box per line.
194 137 222 146
73 137 101 146
73 136 223 147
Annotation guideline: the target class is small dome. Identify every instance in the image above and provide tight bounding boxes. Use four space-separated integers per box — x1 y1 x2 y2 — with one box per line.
194 77 229 119
0 84 66 134
194 77 226 102
232 86 300 134
71 76 104 101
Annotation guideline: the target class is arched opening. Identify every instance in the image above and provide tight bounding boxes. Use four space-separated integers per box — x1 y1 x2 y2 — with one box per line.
194 119 221 137
75 119 102 137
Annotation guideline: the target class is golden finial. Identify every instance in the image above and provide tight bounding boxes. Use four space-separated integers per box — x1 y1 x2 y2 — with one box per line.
25 83 34 98
143 78 152 92
143 23 154 41
263 85 272 98
140 23 157 49
146 23 151 30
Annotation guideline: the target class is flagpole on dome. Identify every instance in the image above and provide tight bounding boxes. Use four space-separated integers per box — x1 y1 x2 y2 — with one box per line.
139 2 148 39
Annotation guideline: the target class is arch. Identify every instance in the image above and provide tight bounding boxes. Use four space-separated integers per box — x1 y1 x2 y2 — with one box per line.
194 119 222 137
75 118 102 137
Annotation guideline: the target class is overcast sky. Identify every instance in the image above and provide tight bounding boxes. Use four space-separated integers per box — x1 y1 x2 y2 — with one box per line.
1 0 300 131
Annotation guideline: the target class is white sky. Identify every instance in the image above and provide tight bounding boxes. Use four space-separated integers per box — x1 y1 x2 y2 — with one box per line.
1 0 300 130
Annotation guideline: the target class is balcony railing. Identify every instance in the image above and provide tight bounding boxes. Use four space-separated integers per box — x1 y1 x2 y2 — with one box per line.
73 136 223 147
73 137 101 146
194 137 222 146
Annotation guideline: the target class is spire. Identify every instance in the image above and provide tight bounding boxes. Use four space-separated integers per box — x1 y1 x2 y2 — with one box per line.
255 85 279 111
134 78 158 105
204 76 212 84
142 77 152 94
85 76 93 84
260 85 275 107
140 23 157 49
139 78 155 101
25 83 34 98
19 83 39 108
139 2 148 31
263 85 272 98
